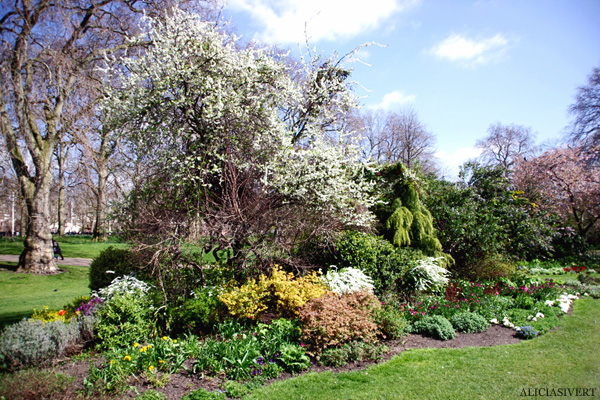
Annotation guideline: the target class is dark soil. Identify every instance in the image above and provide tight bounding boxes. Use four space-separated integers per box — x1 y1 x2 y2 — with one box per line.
51 324 523 399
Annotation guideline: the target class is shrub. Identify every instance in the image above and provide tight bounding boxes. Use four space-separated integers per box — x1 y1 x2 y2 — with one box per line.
171 288 225 334
320 340 388 367
334 231 423 295
450 312 490 333
410 315 456 340
94 277 155 350
299 291 380 355
0 316 91 370
89 246 142 291
373 304 409 339
219 265 329 319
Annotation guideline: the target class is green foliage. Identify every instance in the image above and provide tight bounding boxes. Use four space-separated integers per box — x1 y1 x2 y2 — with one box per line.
449 312 490 333
385 199 413 247
424 163 555 279
373 304 409 339
0 316 92 370
299 291 380 355
334 231 424 295
180 388 226 400
277 343 311 372
89 246 141 291
94 291 154 351
224 380 250 398
319 340 388 367
410 315 457 341
171 288 225 334
135 389 167 400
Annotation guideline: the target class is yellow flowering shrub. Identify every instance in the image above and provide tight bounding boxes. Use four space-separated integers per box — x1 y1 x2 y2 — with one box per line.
218 278 270 319
218 265 330 319
268 266 329 317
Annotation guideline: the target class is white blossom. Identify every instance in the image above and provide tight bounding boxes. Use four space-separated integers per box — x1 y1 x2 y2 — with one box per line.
322 266 375 294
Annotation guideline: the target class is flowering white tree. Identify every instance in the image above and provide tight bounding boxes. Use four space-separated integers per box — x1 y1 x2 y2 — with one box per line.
102 9 376 271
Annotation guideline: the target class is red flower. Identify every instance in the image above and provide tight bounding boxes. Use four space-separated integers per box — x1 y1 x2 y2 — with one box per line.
58 310 66 316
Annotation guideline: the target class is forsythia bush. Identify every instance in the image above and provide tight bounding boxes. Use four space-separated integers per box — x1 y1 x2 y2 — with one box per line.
219 265 329 319
299 290 381 355
218 278 270 320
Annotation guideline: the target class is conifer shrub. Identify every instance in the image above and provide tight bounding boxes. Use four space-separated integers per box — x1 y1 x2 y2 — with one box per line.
450 311 490 333
299 291 381 355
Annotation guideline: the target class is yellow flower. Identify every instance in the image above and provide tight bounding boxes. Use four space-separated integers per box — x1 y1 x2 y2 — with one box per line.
173 340 177 344
123 355 131 361
110 360 115 364
140 346 147 353
134 343 139 348
159 360 165 364
147 344 153 349
149 365 155 371
162 336 168 341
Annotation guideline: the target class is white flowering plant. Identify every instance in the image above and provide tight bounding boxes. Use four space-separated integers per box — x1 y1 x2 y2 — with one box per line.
321 266 375 295
405 257 450 293
97 274 152 301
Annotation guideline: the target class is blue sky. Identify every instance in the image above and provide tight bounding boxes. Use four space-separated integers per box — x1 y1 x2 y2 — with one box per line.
223 0 600 178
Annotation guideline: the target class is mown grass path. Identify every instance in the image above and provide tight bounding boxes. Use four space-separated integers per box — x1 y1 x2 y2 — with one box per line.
244 298 600 400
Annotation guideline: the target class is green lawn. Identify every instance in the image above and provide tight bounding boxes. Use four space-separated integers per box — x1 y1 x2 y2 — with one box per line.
244 298 600 400
0 236 129 259
0 264 91 328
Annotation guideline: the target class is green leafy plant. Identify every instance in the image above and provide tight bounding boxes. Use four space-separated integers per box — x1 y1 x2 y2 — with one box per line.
180 388 226 400
410 315 457 340
373 304 409 339
320 340 388 367
224 380 250 398
89 246 142 291
277 343 311 372
135 389 167 399
450 312 490 333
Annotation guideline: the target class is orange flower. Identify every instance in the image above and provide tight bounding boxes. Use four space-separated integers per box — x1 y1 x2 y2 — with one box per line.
58 310 66 316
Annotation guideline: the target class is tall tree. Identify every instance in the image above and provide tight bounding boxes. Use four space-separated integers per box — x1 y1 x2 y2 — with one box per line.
103 9 376 273
0 0 189 273
514 145 600 239
354 107 437 171
476 123 536 176
568 66 600 150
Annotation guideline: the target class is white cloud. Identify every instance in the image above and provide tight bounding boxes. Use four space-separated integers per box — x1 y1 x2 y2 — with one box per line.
369 90 416 109
429 33 511 66
226 0 420 44
435 146 482 180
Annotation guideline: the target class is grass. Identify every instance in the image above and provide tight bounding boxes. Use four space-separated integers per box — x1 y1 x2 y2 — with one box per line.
0 264 91 328
0 235 129 259
243 298 600 400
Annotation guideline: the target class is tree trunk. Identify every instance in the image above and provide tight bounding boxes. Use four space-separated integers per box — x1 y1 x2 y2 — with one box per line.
17 169 59 274
92 160 109 241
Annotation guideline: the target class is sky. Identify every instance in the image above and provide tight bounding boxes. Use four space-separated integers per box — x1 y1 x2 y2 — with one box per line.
222 0 600 178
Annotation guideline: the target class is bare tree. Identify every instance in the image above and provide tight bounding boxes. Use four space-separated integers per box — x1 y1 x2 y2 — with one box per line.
476 123 537 175
0 0 177 273
568 66 600 151
354 107 437 171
